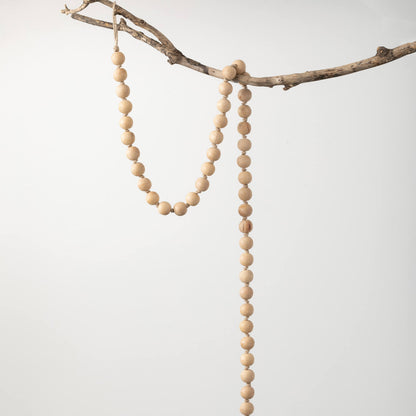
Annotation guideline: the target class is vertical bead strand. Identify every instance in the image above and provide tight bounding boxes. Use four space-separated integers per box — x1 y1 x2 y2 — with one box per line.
236 67 255 416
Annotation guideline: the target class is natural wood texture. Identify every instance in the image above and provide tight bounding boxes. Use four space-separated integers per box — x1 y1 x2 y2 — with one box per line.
62 0 416 89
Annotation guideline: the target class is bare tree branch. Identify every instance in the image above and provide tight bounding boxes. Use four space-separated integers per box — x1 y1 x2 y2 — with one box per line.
62 0 416 89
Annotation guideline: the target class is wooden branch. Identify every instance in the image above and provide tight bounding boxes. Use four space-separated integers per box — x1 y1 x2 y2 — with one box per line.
62 1 416 90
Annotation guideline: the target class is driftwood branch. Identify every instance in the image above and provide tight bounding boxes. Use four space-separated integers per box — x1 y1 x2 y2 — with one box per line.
62 0 416 90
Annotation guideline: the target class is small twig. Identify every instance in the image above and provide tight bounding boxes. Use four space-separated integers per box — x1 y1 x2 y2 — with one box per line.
62 0 416 89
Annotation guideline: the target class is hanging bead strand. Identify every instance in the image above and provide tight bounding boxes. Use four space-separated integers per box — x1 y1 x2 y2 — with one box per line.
235 60 255 416
111 46 235 216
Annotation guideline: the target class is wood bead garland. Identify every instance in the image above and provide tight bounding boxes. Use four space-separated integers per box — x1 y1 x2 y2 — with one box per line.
111 35 256 414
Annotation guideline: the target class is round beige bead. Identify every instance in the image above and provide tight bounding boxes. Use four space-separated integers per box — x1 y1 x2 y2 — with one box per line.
120 116 133 130
240 236 253 250
113 67 127 82
195 177 209 192
209 130 223 144
111 51 125 65
116 83 130 98
237 155 251 169
240 252 254 267
238 138 252 151
241 369 255 384
119 99 133 114
241 352 255 367
201 162 215 176
240 286 254 301
238 121 251 135
121 131 135 145
207 147 221 161
174 202 187 216
239 219 253 233
158 201 171 215
240 319 254 333
240 401 254 416
240 270 254 283
126 146 140 161
217 98 231 113
138 177 152 191
222 65 237 80
238 171 252 185
233 59 246 75
146 191 159 205
240 303 254 317
131 162 145 176
238 88 252 103
218 81 233 96
239 187 252 201
241 336 255 350
238 104 252 118
239 203 253 218
186 192 200 206
241 385 255 400
213 114 227 128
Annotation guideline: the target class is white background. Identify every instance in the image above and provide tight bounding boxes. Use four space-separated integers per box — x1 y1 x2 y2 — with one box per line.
0 1 415 415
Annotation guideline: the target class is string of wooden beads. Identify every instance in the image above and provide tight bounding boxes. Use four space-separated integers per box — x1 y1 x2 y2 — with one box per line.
111 13 255 413
111 50 242 216
235 66 255 416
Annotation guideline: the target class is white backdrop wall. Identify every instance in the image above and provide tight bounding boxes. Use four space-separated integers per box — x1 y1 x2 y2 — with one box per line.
0 1 415 415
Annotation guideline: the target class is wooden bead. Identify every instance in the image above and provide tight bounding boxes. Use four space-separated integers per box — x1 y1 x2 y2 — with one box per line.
241 336 255 350
237 155 251 169
241 385 255 400
240 286 253 301
240 401 254 416
120 116 133 130
238 104 252 118
113 67 127 82
241 369 255 383
239 219 253 233
186 192 200 206
241 353 255 367
238 88 252 103
201 162 215 176
158 201 171 215
240 270 254 283
126 146 140 161
217 97 231 113
240 252 254 267
131 162 145 176
213 114 228 128
240 319 254 333
240 236 253 250
238 121 251 135
238 138 252 151
238 171 252 185
146 191 159 205
174 202 187 216
119 99 133 114
121 131 135 145
238 187 252 201
219 81 233 96
240 303 254 317
116 83 130 98
195 177 209 192
111 51 125 65
207 147 221 161
239 203 253 218
138 177 152 191
222 65 237 80
209 130 223 144
233 59 246 75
